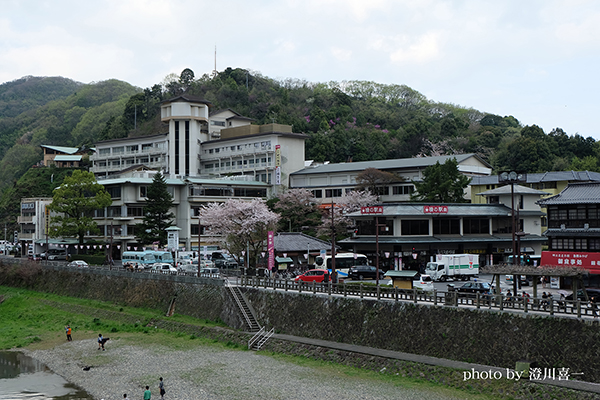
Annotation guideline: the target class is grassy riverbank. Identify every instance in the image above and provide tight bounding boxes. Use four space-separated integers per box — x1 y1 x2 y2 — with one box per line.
0 285 594 400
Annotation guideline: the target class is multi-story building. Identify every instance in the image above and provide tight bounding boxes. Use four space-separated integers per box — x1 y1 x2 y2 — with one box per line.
470 171 600 231
538 182 600 283
17 197 80 255
85 95 307 256
18 198 51 252
91 95 306 186
289 153 492 204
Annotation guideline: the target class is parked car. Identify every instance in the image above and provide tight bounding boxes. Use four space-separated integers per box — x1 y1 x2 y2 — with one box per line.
67 260 89 268
28 253 42 262
295 269 330 283
413 274 435 292
211 251 238 268
505 274 530 286
151 263 178 274
348 265 378 280
200 267 220 276
566 289 600 301
455 281 492 295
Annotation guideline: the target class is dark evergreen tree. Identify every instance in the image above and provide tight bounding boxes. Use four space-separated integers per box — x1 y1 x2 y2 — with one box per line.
136 172 175 246
410 159 471 203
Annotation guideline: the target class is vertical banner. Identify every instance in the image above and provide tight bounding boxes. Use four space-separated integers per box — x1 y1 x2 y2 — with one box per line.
275 145 281 185
267 231 275 271
45 205 49 235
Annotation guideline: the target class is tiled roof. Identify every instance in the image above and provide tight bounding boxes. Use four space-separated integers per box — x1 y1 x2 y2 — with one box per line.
471 171 600 185
290 154 490 175
537 182 600 205
41 145 79 154
274 232 332 252
53 155 82 161
347 203 517 218
477 184 550 196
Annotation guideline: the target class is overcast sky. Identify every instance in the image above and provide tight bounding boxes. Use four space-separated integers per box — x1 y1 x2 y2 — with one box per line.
1 0 599 139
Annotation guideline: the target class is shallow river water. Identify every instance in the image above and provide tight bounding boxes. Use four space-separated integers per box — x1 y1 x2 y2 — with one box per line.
0 351 93 400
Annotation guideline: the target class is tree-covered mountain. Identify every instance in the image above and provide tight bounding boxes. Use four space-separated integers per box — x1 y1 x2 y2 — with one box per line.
118 67 598 173
0 77 140 191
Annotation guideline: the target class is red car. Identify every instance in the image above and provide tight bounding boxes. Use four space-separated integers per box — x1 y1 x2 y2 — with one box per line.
295 269 330 283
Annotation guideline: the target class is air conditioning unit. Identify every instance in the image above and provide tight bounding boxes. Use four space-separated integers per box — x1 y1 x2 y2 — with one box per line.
560 224 566 230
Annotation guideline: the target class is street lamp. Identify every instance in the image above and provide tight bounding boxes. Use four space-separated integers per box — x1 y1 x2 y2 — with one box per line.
499 171 527 294
375 216 389 286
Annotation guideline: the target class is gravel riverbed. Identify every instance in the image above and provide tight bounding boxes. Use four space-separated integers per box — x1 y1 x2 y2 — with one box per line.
22 338 466 400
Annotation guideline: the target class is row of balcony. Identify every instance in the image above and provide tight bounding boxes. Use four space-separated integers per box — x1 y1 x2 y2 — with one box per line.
92 148 167 159
91 160 166 173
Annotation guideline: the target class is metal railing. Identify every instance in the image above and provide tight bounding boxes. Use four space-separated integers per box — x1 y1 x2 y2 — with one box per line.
225 277 259 332
239 275 600 319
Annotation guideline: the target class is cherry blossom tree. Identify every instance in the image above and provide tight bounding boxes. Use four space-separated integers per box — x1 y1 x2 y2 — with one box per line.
199 198 279 267
269 188 321 234
317 190 378 239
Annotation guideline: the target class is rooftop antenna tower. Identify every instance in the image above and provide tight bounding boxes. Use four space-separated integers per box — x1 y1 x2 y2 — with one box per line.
212 45 217 77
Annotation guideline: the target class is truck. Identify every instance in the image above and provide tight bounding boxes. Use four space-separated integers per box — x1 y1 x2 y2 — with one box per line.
426 254 479 282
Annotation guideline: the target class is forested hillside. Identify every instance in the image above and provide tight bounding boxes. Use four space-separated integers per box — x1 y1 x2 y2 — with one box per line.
0 68 599 234
0 77 140 191
117 67 599 173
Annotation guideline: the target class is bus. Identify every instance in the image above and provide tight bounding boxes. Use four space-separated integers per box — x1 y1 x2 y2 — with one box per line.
122 251 156 269
314 253 369 275
151 251 174 265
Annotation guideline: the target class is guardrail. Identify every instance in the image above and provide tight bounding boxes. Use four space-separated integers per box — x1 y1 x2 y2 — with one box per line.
5 257 598 320
239 275 600 319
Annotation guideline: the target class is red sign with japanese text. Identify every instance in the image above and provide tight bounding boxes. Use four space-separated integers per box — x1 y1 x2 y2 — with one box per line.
423 206 448 214
268 231 275 271
541 251 600 274
361 206 383 214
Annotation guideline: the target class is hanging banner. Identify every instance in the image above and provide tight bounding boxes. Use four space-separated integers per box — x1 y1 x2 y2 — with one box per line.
267 231 275 271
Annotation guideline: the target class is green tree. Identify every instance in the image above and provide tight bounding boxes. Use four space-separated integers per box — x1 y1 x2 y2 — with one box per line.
411 158 470 203
136 172 175 246
48 170 112 244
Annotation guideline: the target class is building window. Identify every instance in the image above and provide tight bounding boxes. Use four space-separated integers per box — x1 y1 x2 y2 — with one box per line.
325 189 342 197
463 218 490 234
106 187 121 199
126 145 139 153
375 186 389 196
487 196 499 204
432 218 460 235
141 143 153 151
127 207 144 217
107 206 121 217
99 148 111 156
401 220 429 235
312 189 322 198
392 185 414 195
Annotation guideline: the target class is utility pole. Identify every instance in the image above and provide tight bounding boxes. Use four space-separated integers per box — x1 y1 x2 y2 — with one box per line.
330 201 337 283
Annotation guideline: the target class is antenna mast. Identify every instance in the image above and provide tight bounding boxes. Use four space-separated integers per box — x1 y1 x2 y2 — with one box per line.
212 45 217 77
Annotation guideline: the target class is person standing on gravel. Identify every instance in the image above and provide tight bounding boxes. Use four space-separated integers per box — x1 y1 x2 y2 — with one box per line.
143 385 151 400
159 377 165 399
